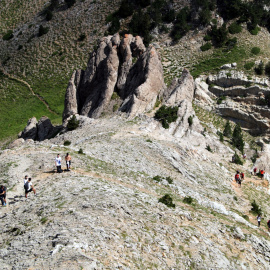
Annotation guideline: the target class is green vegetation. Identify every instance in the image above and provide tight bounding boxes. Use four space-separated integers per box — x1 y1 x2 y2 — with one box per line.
251 47 260 55
153 175 162 182
78 34 86 42
154 105 178 129
206 145 212 152
38 25 49 37
233 152 243 165
217 131 224 142
251 200 262 216
265 61 270 76
232 124 244 153
2 30 14 41
228 22 242 34
255 61 264 75
200 42 212 51
188 116 193 126
65 0 76 8
244 62 255 70
183 196 193 205
217 96 226 104
78 148 84 154
67 115 79 131
223 120 232 137
158 194 175 208
64 140 71 146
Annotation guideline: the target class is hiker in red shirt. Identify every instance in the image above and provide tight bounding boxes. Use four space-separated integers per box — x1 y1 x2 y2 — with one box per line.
253 167 257 175
260 169 265 179
235 172 241 187
240 172 244 181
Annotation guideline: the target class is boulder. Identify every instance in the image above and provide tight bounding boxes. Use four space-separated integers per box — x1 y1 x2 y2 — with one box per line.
37 116 55 141
19 117 38 140
8 138 25 149
119 46 165 117
164 69 195 106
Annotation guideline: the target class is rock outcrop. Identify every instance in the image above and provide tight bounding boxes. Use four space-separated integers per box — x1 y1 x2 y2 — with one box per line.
19 116 61 141
62 34 164 121
164 68 195 105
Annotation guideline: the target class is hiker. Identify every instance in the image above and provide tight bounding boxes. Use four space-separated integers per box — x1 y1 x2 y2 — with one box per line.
0 185 7 206
55 154 62 173
24 178 36 198
243 153 246 159
267 220 270 232
24 175 28 185
65 153 71 171
257 214 261 227
253 167 257 176
235 171 241 187
240 172 245 181
260 169 265 179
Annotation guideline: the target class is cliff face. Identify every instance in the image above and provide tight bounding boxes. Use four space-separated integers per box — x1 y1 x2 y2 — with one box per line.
62 34 165 121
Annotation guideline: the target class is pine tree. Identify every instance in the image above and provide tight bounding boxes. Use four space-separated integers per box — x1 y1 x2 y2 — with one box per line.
223 120 232 137
232 123 244 153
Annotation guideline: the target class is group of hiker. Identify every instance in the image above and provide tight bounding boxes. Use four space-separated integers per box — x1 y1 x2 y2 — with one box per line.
55 153 72 173
252 167 265 179
234 170 244 187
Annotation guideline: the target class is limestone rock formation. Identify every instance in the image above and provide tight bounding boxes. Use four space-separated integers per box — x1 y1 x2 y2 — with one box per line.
194 77 215 106
164 68 195 106
62 34 163 121
119 46 165 117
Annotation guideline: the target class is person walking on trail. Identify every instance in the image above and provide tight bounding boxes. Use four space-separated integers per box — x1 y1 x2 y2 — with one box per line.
257 214 261 227
55 154 62 173
24 178 36 198
235 172 241 188
267 220 270 232
0 185 7 206
253 167 257 176
240 172 245 181
24 175 28 185
65 153 71 171
260 169 265 179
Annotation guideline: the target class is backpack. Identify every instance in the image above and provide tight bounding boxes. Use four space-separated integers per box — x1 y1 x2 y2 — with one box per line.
235 174 240 180
24 181 29 191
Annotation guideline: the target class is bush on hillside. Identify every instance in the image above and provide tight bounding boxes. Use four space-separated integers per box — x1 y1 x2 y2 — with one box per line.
217 96 226 104
183 196 193 204
200 42 212 51
244 62 255 70
204 34 212 41
210 24 228 47
265 61 270 76
217 131 224 142
251 47 260 55
64 140 71 146
108 17 120 35
45 10 53 21
188 116 193 126
65 0 76 8
233 152 243 165
38 25 49 37
158 194 175 208
255 61 264 75
206 145 212 152
251 200 262 216
67 115 79 131
249 26 261 35
228 22 242 34
154 105 178 129
232 124 244 153
2 30 14 41
223 120 232 137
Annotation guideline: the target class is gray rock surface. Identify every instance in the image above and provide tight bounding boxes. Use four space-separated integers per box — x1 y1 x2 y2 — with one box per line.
19 117 38 140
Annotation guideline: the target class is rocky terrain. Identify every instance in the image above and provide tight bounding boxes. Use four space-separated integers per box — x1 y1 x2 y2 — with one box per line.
1 111 270 269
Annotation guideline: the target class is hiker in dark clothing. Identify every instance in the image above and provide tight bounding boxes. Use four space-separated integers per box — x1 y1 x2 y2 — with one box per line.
24 178 36 198
0 185 7 206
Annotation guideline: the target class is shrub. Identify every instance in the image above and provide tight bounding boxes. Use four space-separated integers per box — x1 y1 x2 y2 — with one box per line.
146 139 152 143
65 0 76 8
78 34 86 41
223 120 232 137
244 62 255 70
78 148 84 154
153 175 162 182
67 115 79 131
18 45 23 50
210 24 228 47
251 47 260 55
206 145 212 152
204 35 212 41
228 22 242 34
217 131 224 142
188 116 193 126
155 99 161 108
251 200 262 216
111 92 119 100
158 194 175 208
232 124 244 153
233 196 238 201
242 214 249 221
255 61 264 75
265 61 270 76
118 0 134 18
183 196 193 204
2 30 14 41
200 42 212 51
154 105 178 129
233 152 243 165
166 176 173 184
113 104 119 112
217 96 226 104
250 26 260 35
64 140 71 146
46 10 53 21
108 17 120 35
38 25 49 37
251 150 258 164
